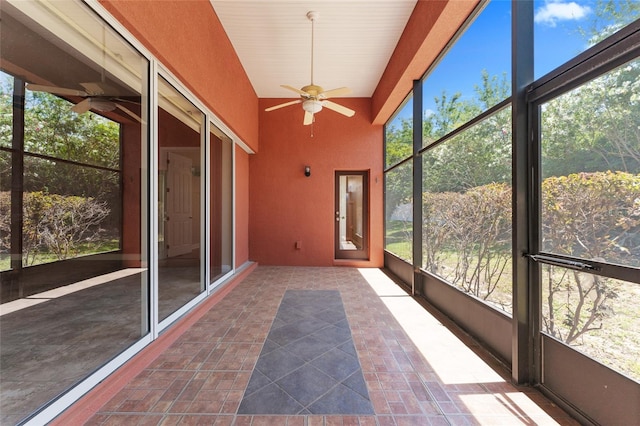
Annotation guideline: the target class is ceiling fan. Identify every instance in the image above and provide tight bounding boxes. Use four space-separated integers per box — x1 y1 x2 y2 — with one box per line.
265 11 355 126
26 82 142 123
25 26 141 123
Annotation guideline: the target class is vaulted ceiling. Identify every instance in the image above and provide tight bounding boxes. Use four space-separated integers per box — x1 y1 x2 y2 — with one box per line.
209 1 418 99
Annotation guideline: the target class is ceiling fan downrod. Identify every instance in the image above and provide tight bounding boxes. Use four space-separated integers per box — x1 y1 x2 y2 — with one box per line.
307 11 319 86
263 10 355 126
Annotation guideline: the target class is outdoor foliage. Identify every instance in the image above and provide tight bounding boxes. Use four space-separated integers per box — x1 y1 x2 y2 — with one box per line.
384 3 640 374
542 171 640 264
0 191 111 265
423 183 512 308
541 62 640 178
0 75 121 268
0 78 120 198
541 172 640 344
417 170 640 353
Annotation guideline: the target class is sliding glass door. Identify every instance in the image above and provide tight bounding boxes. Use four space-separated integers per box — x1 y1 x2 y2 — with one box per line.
0 0 149 422
157 76 205 322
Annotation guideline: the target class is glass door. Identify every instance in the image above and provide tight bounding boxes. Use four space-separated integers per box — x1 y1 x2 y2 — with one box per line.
157 76 204 322
335 171 369 260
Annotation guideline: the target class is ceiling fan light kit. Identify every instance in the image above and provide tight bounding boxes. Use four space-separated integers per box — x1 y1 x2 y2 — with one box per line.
265 10 355 126
302 100 323 114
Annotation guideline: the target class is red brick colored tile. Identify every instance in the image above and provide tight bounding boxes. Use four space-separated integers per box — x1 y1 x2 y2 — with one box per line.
54 267 575 426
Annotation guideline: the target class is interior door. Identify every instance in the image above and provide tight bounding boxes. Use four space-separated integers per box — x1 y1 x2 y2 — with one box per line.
335 171 368 260
166 151 193 257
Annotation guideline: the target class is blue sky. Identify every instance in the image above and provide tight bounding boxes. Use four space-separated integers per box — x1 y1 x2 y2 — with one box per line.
390 0 607 125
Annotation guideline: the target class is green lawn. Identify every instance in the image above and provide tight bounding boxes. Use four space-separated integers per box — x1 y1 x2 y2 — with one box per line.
0 239 119 271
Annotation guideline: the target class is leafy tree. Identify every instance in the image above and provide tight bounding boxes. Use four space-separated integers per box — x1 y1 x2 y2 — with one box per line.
423 106 511 193
541 63 640 178
540 1 640 179
24 91 120 168
581 0 640 44
384 1 640 376
0 75 120 199
384 116 413 235
475 70 509 110
385 117 412 167
384 162 413 261
428 92 466 140
0 73 121 266
23 90 120 197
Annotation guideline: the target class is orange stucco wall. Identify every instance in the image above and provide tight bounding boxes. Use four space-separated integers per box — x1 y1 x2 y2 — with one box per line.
100 0 255 267
99 0 259 152
101 0 475 269
251 98 383 267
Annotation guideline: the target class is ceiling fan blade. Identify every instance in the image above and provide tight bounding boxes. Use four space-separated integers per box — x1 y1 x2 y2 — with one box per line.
26 83 87 97
265 99 301 112
71 98 92 114
281 85 311 97
319 87 351 99
115 104 142 123
80 82 118 96
112 97 141 105
303 110 314 126
322 100 355 117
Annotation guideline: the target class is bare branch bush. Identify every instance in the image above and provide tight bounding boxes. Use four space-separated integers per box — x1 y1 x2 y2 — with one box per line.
541 171 640 343
423 183 512 308
23 191 110 263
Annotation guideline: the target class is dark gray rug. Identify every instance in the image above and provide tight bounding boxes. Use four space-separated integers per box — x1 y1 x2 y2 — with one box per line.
238 290 374 415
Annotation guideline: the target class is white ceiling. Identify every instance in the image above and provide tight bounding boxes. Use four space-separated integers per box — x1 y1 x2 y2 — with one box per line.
209 1 418 98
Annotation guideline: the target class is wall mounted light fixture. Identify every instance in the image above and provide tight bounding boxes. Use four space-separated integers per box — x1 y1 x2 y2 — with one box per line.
304 166 311 177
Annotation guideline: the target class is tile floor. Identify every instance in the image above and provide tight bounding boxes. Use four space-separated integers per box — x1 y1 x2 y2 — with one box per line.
76 266 578 425
238 290 373 415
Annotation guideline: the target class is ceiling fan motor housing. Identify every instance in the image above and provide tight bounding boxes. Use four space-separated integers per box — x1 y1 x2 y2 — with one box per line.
301 84 323 97
262 9 355 124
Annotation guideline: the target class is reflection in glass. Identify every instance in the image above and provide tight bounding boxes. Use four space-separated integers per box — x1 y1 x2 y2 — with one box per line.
23 91 120 169
384 160 412 262
0 73 13 148
210 124 233 283
157 76 204 321
541 266 640 382
0 1 148 422
422 107 512 313
0 150 10 272
540 59 640 267
337 174 365 251
22 156 120 267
